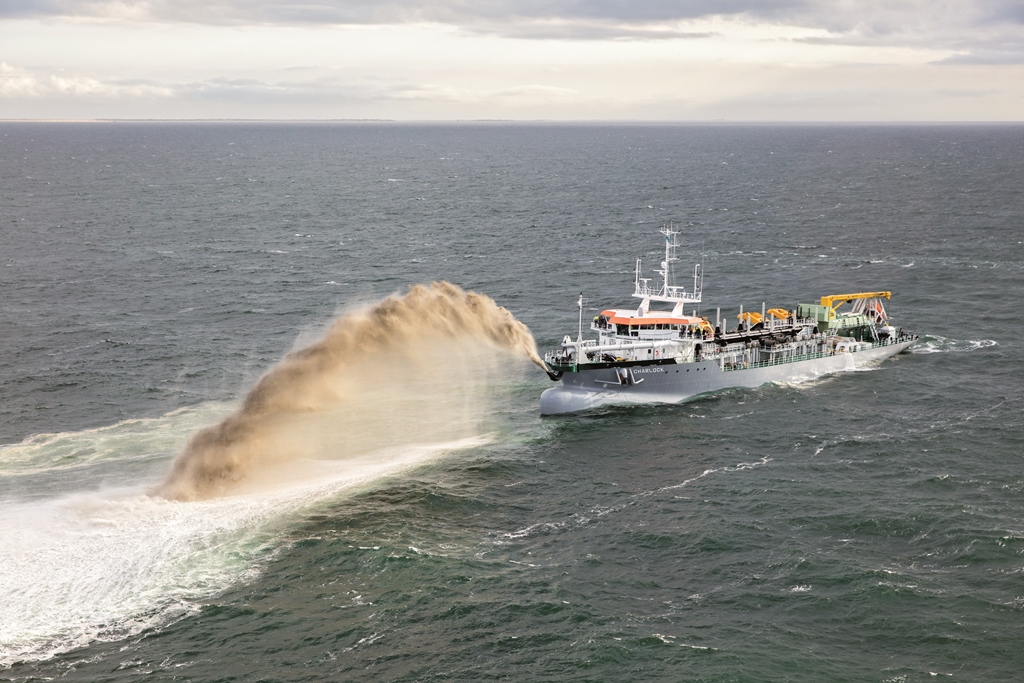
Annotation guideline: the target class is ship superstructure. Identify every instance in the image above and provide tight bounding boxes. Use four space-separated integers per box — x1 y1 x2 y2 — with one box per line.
540 227 917 415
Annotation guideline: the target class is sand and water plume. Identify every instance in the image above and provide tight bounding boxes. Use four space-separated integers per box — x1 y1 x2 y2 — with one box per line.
158 282 546 501
0 283 546 664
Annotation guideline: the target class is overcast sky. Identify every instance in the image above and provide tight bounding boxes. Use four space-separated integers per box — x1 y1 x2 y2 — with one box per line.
1 0 1023 120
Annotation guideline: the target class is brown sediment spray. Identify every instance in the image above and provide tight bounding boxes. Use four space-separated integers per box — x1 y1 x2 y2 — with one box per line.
159 282 547 501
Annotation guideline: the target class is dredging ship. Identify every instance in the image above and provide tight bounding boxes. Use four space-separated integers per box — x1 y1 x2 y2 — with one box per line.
539 227 917 415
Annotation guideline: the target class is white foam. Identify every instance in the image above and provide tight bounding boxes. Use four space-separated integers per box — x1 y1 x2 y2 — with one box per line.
0 404 228 477
0 414 483 667
911 336 998 355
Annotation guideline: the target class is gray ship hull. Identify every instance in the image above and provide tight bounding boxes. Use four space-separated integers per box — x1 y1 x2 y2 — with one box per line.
539 338 916 415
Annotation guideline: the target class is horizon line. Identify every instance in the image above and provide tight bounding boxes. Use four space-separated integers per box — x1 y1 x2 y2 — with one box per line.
2 118 1024 125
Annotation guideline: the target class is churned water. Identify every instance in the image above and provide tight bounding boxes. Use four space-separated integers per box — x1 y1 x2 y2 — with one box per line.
1 122 1022 681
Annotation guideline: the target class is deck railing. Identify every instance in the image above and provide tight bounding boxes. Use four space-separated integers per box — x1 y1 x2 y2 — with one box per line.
546 333 917 373
717 335 916 372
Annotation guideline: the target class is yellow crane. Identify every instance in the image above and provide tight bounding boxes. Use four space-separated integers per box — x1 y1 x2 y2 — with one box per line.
819 291 891 313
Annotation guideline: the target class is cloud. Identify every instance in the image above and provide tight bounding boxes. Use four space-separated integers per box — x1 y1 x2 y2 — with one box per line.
936 50 1024 65
935 87 1002 97
179 77 586 109
2 0 1021 60
485 84 578 101
0 1 1002 29
2 2 1023 121
177 76 422 104
0 61 173 98
0 62 583 112
466 19 716 41
0 1 790 25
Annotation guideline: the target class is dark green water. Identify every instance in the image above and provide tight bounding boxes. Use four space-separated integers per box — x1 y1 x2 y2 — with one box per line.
1 123 1022 681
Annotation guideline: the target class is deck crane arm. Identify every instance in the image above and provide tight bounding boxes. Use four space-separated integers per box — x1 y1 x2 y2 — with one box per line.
819 291 891 313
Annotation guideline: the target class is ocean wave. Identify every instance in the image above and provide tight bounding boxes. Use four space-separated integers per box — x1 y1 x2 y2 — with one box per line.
910 336 998 354
492 456 772 544
0 417 482 667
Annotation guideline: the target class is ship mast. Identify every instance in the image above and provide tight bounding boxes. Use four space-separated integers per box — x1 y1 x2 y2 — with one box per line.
633 224 702 316
577 292 584 342
655 224 678 298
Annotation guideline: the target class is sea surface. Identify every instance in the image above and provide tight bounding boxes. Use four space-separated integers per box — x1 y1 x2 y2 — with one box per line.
1 122 1022 682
